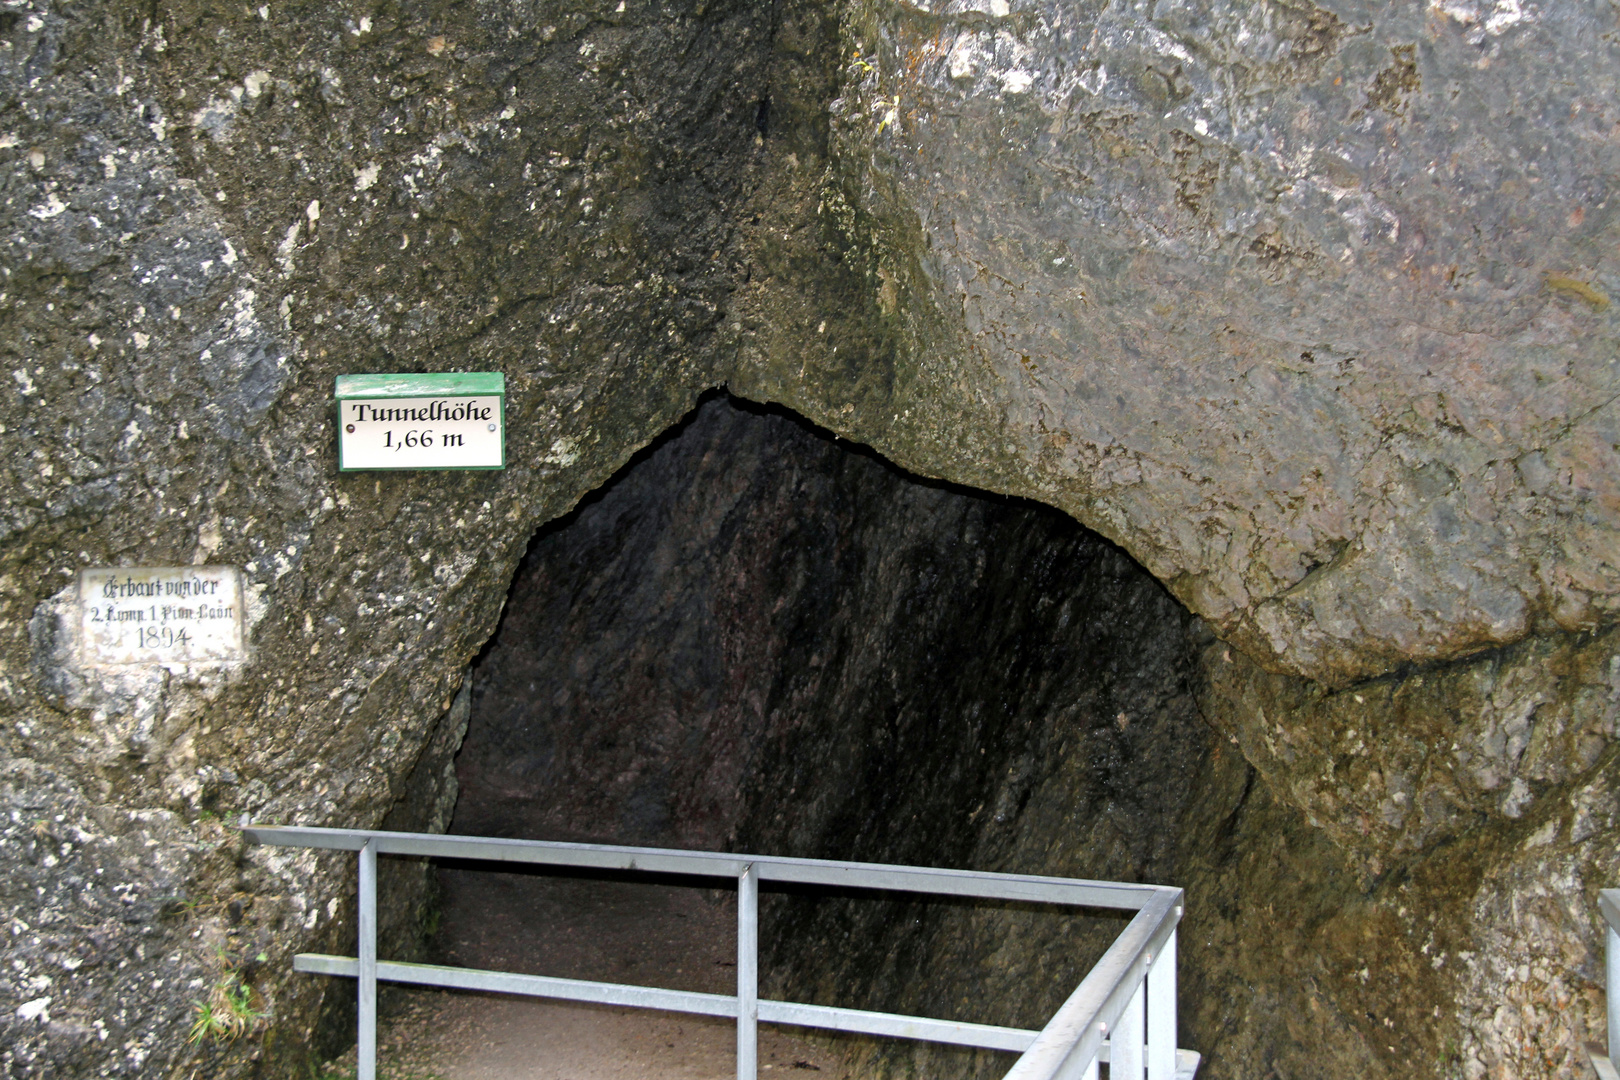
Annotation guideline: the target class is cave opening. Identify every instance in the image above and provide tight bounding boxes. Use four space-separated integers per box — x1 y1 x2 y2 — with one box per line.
415 391 1215 1077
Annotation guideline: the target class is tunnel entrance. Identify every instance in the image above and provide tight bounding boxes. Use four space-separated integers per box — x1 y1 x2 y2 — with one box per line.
394 393 1214 1078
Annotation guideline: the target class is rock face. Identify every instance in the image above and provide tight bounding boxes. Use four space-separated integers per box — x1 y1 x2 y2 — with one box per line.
1 0 1617 1077
732 0 1620 687
1193 630 1620 1079
2 1 775 1074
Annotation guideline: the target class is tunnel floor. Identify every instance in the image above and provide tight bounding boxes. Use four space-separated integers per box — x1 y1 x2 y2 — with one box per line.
324 840 835 1079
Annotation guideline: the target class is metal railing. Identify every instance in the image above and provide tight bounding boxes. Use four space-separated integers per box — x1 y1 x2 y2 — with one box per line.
243 825 1200 1080
1592 890 1620 1080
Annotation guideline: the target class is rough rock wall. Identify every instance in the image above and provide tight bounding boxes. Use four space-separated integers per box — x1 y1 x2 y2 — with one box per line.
456 393 1209 866
1 0 1618 1076
1191 631 1620 1079
730 0 1620 686
718 6 1620 1066
1 1 775 1075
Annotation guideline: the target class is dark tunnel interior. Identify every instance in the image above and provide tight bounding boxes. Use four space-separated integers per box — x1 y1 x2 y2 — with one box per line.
425 391 1217 1076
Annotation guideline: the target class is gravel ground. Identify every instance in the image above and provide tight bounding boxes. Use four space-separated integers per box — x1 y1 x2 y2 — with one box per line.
317 862 844 1080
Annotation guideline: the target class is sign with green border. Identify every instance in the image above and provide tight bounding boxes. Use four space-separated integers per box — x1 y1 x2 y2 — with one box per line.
335 372 505 471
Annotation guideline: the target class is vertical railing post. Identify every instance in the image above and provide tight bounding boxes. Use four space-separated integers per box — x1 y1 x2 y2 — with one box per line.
1112 976 1146 1080
1609 918 1619 1064
738 862 759 1080
357 838 378 1080
1147 929 1177 1080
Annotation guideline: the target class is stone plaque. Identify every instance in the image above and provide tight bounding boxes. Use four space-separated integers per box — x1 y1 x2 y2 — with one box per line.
336 372 505 471
79 567 245 666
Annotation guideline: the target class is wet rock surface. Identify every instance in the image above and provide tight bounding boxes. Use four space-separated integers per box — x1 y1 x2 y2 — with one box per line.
1 0 1617 1077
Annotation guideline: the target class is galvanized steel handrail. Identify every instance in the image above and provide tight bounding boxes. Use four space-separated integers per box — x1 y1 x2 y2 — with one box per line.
1591 890 1620 1080
245 825 1164 906
244 824 1200 1080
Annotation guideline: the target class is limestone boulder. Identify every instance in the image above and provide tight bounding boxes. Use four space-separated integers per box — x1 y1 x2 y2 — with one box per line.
735 0 1620 685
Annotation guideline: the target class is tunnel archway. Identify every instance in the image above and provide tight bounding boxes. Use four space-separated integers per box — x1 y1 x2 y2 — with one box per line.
417 391 1214 1077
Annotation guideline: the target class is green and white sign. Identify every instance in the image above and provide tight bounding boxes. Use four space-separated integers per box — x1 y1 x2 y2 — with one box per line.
336 372 505 471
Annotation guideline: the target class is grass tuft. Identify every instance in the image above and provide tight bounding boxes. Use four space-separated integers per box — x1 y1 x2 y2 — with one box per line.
187 969 266 1044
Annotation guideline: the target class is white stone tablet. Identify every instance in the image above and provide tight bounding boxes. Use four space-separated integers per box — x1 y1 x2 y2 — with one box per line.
78 567 245 666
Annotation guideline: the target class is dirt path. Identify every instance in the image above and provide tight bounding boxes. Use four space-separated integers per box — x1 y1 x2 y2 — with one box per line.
322 862 843 1080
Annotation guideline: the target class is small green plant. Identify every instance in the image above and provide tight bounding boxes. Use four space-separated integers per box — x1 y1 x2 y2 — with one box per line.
1439 1035 1467 1078
188 971 265 1044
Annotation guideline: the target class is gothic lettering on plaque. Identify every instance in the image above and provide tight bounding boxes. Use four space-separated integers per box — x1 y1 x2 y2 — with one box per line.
78 566 245 666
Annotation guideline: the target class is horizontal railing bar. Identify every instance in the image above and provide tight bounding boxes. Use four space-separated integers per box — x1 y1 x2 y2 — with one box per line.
293 954 1204 1069
294 955 740 1018
297 954 1038 1051
760 862 1142 909
245 825 1162 909
756 1000 1035 1051
1002 888 1183 1080
1599 889 1619 936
